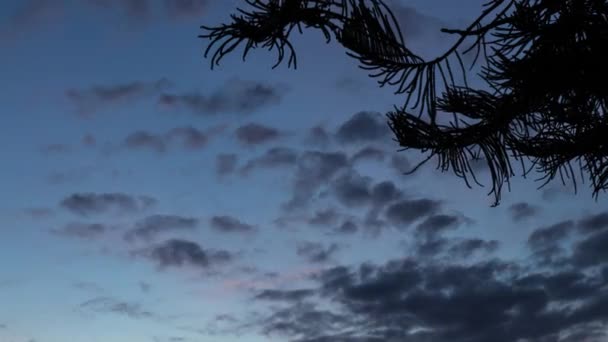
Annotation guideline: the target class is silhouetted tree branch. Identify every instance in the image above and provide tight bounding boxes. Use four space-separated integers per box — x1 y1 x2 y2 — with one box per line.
200 0 608 205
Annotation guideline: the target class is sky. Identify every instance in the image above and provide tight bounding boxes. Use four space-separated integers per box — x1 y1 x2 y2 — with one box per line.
1 1 607 341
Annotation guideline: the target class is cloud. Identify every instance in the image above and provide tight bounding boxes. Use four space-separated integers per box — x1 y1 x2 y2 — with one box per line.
22 207 54 219
415 214 462 238
53 222 109 239
124 215 199 242
39 143 71 155
210 216 255 233
508 202 541 221
296 242 340 264
79 296 153 319
528 220 574 250
334 111 391 144
216 153 238 176
284 150 350 211
308 208 341 227
385 198 442 228
390 153 411 174
240 147 298 175
331 170 373 207
247 254 608 342
135 239 232 270
60 192 157 216
0 0 63 41
163 0 208 18
305 125 331 146
122 126 214 153
86 0 150 19
158 79 285 116
66 78 170 116
447 238 500 258
235 123 283 146
254 289 315 302
350 146 386 163
577 211 608 234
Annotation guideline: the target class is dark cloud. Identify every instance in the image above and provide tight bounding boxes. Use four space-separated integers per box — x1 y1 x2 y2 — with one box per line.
135 239 232 269
415 214 462 237
447 238 500 258
296 242 340 263
216 153 238 176
79 296 153 319
122 126 213 153
306 125 331 146
124 215 199 242
53 222 108 239
308 208 341 227
0 0 62 41
158 79 285 116
163 0 207 18
331 171 372 207
235 123 283 146
350 146 386 163
22 207 54 219
60 192 156 216
528 220 574 250
86 0 150 19
390 153 411 174
336 220 358 234
284 151 350 211
210 215 255 233
508 202 540 221
248 254 608 342
335 111 391 144
66 78 170 115
571 229 608 268
40 143 71 155
385 198 442 228
240 147 298 175
578 211 608 234
389 2 445 40
254 289 315 302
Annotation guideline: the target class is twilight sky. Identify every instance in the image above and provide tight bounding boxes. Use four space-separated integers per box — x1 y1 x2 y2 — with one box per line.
1 1 607 341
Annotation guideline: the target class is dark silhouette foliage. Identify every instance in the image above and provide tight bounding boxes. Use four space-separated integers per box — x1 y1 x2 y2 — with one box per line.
200 0 608 205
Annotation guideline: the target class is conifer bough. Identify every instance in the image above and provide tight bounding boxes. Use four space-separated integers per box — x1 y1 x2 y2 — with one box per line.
199 0 608 205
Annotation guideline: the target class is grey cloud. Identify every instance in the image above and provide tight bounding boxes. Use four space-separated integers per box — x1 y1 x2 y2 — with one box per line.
390 153 411 174
158 79 285 116
528 220 574 250
216 153 238 176
578 211 608 234
79 296 153 319
210 215 255 233
22 207 54 219
508 202 541 221
60 192 156 216
385 198 442 228
124 215 199 242
331 171 373 208
308 208 341 227
86 0 150 18
136 239 232 269
66 78 170 115
335 111 391 144
350 146 386 163
571 229 608 267
297 242 339 264
235 123 283 146
336 220 358 234
448 239 500 258
164 0 207 18
284 150 350 211
240 147 298 175
415 214 462 237
306 125 330 146
53 222 108 239
254 289 315 302
123 125 213 153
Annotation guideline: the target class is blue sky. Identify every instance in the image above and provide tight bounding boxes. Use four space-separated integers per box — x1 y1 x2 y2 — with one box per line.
1 1 607 341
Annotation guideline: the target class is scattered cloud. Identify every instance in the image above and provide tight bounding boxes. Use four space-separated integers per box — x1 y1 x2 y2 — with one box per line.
52 222 109 239
508 202 541 221
216 153 238 176
158 79 286 116
134 239 232 270
296 242 339 264
240 147 298 175
210 215 256 234
334 111 391 144
124 215 199 242
235 123 284 146
60 192 157 216
79 296 153 319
